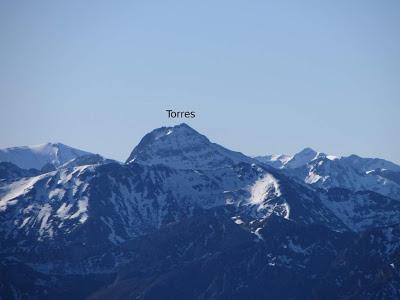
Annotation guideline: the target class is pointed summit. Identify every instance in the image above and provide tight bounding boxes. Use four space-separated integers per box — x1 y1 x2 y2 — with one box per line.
298 147 317 155
285 147 319 168
126 123 253 169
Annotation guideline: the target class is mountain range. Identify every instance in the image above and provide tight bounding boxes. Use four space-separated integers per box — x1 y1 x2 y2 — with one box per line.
1 124 399 299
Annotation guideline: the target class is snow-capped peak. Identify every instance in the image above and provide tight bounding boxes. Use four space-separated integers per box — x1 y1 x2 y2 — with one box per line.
284 147 320 168
255 147 322 169
0 142 93 170
126 123 254 169
254 154 292 169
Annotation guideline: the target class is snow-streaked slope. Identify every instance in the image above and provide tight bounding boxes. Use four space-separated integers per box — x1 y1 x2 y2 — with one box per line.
1 159 360 275
285 156 400 200
2 124 400 298
2 124 400 279
256 148 400 200
59 154 115 169
2 124 398 250
254 154 292 169
126 123 254 169
0 175 43 211
0 166 93 240
0 161 334 247
255 147 338 169
321 188 400 231
0 143 93 170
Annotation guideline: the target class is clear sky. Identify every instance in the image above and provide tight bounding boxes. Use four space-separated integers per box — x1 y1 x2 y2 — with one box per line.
1 0 399 163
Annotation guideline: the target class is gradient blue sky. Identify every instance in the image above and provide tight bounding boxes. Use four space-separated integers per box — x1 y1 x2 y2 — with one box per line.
1 0 399 163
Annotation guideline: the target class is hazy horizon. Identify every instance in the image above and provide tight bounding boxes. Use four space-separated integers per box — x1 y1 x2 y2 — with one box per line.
1 1 399 163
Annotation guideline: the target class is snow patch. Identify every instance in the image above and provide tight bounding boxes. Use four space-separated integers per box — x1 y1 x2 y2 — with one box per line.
249 174 281 205
37 204 53 238
231 216 244 225
0 175 43 211
69 197 89 223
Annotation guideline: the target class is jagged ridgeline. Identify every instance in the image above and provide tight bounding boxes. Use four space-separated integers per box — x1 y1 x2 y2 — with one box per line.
1 124 399 299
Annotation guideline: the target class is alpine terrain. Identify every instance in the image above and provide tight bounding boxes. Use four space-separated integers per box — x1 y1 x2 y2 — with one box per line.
1 124 399 299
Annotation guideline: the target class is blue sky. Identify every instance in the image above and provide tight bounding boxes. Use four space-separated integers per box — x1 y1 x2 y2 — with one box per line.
1 0 399 163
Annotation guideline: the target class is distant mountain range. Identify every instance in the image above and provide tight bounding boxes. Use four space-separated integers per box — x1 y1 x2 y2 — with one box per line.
1 124 399 299
0 142 93 170
255 147 400 200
